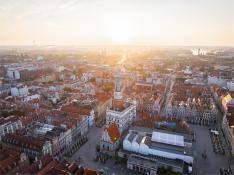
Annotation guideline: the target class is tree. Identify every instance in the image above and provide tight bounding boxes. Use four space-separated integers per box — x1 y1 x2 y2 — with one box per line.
103 84 113 94
96 144 100 153
89 77 96 83
64 87 72 92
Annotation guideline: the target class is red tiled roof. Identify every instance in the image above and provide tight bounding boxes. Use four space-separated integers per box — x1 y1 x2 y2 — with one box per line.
112 99 125 111
2 134 46 151
93 70 104 77
61 103 92 116
0 115 20 125
68 163 78 173
84 169 100 175
0 149 20 174
107 123 120 144
20 163 38 174
153 84 166 92
40 154 53 167
95 92 111 103
36 160 60 175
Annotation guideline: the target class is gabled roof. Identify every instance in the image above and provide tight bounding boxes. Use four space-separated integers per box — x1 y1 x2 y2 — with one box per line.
1 134 46 151
107 123 121 144
84 169 101 175
61 103 92 116
112 99 125 111
95 92 111 104
0 150 20 174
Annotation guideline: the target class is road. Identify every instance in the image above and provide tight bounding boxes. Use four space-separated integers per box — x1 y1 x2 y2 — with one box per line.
117 54 127 65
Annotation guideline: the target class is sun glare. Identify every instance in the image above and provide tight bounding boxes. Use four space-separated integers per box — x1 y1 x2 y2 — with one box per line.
107 16 136 44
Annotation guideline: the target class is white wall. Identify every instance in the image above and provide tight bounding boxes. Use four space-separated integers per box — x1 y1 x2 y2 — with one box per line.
88 110 95 126
11 86 28 97
7 69 20 80
132 136 140 152
139 140 149 155
123 134 132 150
23 94 40 102
227 81 234 91
208 76 227 87
123 135 193 164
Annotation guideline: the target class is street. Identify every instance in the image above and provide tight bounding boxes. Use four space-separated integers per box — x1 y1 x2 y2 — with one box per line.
69 125 139 175
160 74 176 116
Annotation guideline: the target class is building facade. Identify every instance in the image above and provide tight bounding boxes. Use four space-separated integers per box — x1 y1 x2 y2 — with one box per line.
0 116 23 140
105 72 136 133
100 123 120 151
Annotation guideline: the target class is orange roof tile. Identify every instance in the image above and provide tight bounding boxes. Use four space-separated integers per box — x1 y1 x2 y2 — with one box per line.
95 92 111 103
112 99 125 111
61 103 92 116
84 169 100 175
107 123 120 144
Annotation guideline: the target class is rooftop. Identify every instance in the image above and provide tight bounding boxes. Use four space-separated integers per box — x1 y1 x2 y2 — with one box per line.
2 133 47 152
106 123 121 144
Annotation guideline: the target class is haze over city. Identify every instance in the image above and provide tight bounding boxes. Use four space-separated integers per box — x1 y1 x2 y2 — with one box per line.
1 1 234 175
0 0 234 46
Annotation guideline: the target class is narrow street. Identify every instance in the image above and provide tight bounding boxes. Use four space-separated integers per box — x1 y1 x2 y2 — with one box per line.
160 74 176 116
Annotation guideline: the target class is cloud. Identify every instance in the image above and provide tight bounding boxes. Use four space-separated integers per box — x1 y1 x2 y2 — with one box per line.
0 6 5 12
16 10 42 19
58 0 80 10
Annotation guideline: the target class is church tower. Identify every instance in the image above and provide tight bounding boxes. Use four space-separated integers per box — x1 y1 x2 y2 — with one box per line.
114 71 122 100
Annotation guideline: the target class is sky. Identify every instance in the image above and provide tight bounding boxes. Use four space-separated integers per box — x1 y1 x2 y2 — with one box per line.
0 0 234 46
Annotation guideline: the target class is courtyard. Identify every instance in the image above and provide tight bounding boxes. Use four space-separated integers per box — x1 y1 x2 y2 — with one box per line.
69 125 139 175
68 123 231 175
191 124 230 175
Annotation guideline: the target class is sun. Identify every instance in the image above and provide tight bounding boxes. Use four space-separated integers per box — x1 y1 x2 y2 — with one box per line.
107 16 136 44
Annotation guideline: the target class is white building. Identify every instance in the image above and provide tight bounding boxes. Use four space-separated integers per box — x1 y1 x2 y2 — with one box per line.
0 84 11 97
106 101 136 134
106 72 136 133
87 110 95 126
7 68 20 80
32 122 73 156
165 102 173 117
55 65 65 72
114 72 122 100
222 98 234 155
81 72 92 82
6 65 40 80
184 66 192 75
176 103 186 118
208 75 227 87
23 94 40 102
185 105 192 118
0 116 23 140
227 81 234 91
123 130 193 164
100 123 121 151
11 85 29 97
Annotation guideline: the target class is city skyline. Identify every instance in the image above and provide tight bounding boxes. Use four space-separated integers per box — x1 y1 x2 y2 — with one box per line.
0 0 234 46
0 1 234 174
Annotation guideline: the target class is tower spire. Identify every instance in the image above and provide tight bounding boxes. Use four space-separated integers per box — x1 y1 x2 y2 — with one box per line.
114 71 122 100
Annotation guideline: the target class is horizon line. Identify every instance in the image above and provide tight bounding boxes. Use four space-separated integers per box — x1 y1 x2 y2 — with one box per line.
0 44 234 48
